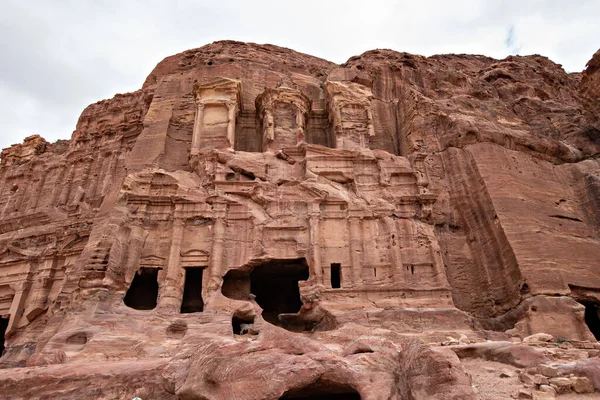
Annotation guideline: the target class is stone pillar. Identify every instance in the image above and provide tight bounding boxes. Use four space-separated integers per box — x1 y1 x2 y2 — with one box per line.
263 110 275 148
87 156 105 201
191 102 205 155
49 166 66 206
333 106 343 148
24 258 54 321
57 165 75 206
226 101 237 148
384 217 404 285
348 213 363 285
6 281 30 335
80 156 93 192
210 201 228 280
100 153 117 196
28 169 47 211
1 189 14 217
158 219 184 312
367 108 376 144
412 153 430 194
308 202 323 283
422 222 449 288
14 169 32 212
296 108 305 143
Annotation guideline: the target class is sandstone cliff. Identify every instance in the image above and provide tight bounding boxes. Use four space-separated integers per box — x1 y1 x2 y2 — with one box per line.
0 40 599 399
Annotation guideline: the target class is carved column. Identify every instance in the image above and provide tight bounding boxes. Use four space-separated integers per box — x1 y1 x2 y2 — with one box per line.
191 102 205 155
264 110 275 144
6 281 31 336
226 101 237 148
308 202 323 284
24 258 54 321
86 156 105 201
210 200 228 280
296 107 306 143
49 166 66 206
100 152 118 196
158 219 184 312
332 105 344 148
58 165 75 205
422 222 449 288
348 213 363 285
14 168 32 212
80 156 93 192
28 169 47 211
384 217 404 285
412 153 430 194
367 109 376 137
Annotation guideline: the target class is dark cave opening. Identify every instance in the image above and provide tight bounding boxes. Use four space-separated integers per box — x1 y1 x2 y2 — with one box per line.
181 267 204 313
279 383 361 400
123 267 160 310
250 258 309 327
0 316 8 357
232 315 256 335
330 263 341 289
221 269 251 300
582 302 600 340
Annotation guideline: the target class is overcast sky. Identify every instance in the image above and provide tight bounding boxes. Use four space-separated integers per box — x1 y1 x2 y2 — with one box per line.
1 0 598 151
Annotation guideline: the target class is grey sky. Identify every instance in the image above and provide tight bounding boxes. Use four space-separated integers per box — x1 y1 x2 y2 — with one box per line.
1 0 598 151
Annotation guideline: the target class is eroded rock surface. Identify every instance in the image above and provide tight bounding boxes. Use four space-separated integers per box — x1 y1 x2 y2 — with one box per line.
0 40 599 399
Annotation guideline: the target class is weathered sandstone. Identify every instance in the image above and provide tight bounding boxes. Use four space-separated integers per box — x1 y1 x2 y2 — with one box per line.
0 40 599 399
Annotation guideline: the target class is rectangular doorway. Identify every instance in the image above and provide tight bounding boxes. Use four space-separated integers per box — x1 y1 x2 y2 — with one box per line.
181 267 204 313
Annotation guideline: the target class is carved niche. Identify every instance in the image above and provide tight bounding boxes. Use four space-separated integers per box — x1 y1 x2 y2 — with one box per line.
325 81 376 149
192 78 242 153
256 87 311 152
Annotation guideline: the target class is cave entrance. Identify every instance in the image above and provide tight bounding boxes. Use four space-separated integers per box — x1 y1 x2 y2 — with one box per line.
279 383 361 399
123 267 160 310
181 267 204 313
330 263 341 289
232 314 256 335
582 302 600 340
250 258 309 327
0 316 8 357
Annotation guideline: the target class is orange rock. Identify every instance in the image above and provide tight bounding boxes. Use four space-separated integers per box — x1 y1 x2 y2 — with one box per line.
0 40 599 398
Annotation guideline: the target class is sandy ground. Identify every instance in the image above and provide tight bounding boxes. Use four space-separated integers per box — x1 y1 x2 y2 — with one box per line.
462 358 600 399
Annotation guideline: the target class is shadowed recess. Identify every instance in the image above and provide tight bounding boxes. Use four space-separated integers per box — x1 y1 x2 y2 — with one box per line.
123 267 160 310
582 301 600 339
0 317 8 357
181 267 204 313
279 382 361 399
250 258 309 327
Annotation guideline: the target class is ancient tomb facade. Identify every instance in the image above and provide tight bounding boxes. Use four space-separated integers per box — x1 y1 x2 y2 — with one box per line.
192 78 242 152
256 86 311 152
1 42 600 400
119 94 452 332
325 81 376 149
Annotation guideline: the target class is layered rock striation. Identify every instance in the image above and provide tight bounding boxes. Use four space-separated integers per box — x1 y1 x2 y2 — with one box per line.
0 40 599 399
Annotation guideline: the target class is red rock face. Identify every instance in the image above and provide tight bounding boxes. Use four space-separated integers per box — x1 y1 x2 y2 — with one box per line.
0 40 599 398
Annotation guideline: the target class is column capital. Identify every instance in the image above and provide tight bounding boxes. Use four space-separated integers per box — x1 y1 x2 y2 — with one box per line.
226 100 237 111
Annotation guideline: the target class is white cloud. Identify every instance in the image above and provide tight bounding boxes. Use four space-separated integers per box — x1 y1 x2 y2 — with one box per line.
0 0 598 151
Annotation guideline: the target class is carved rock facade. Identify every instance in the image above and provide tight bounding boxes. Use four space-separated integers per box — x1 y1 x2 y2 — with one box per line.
0 41 599 399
